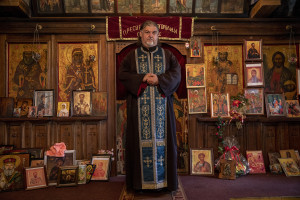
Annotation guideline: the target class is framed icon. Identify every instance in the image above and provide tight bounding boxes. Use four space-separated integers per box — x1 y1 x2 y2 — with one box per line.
245 62 264 87
33 89 55 117
265 93 286 117
24 166 48 190
190 148 214 176
71 90 92 116
244 88 264 115
244 39 262 61
186 64 205 88
210 93 230 118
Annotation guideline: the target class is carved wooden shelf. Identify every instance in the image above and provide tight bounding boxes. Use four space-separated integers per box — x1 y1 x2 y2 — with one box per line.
195 115 300 123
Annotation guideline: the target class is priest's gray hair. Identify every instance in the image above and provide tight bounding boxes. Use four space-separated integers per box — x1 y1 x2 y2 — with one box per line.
137 20 160 47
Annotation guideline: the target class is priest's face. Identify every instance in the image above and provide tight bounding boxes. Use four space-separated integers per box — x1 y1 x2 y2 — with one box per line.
140 25 159 48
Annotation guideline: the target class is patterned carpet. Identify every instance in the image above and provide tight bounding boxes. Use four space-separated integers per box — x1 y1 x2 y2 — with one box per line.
230 197 300 200
119 177 187 200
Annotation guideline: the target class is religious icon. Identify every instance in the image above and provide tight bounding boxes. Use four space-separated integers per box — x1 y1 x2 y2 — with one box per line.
190 148 214 176
187 88 207 114
57 166 78 187
210 93 230 118
37 0 64 14
244 88 264 115
221 0 244 14
71 90 92 116
169 0 193 14
265 93 287 117
190 38 201 57
245 63 264 87
58 42 98 102
244 40 262 61
143 0 166 13
263 45 297 100
7 43 48 98
117 0 141 13
186 64 205 88
91 155 111 181
0 154 30 191
195 0 218 13
92 92 107 117
24 166 47 190
57 102 70 117
204 45 243 107
246 150 266 174
64 0 88 13
91 0 114 13
34 90 54 117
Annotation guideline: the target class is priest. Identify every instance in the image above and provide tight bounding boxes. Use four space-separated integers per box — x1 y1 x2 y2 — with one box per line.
118 20 181 192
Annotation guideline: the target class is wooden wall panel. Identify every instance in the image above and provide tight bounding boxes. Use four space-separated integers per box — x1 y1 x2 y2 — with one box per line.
86 123 98 159
74 122 83 159
0 123 6 145
8 125 22 148
23 122 32 148
34 124 48 148
288 123 300 151
59 124 73 150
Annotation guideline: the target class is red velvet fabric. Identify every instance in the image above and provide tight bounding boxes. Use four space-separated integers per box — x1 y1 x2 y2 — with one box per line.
116 43 187 100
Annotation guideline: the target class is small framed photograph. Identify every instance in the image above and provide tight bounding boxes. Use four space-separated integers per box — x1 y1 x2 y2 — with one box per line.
28 106 38 118
244 88 264 115
57 166 79 187
24 166 48 190
245 62 264 87
0 97 14 117
91 154 111 181
15 98 33 117
268 152 281 165
278 158 300 176
286 100 300 118
64 150 76 166
190 148 214 176
244 39 262 61
265 93 287 117
31 159 45 167
92 92 108 117
78 164 87 184
33 90 55 117
190 38 201 57
13 108 21 117
218 159 236 180
186 64 205 88
246 150 266 174
187 88 207 114
57 102 70 117
210 93 230 118
86 164 96 183
71 90 92 116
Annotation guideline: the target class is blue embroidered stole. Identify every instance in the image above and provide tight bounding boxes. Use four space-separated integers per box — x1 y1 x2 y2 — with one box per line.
135 46 167 189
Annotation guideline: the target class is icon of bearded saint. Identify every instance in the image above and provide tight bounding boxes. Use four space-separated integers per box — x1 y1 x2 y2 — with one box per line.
0 156 23 191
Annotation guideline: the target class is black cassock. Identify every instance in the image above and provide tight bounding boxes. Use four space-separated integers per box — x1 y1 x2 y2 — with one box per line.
118 45 181 191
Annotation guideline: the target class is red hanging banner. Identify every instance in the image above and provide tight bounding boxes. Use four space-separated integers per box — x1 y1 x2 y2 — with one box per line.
106 16 194 41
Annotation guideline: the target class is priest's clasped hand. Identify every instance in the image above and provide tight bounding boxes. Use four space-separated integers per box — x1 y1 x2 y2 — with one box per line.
143 73 158 86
